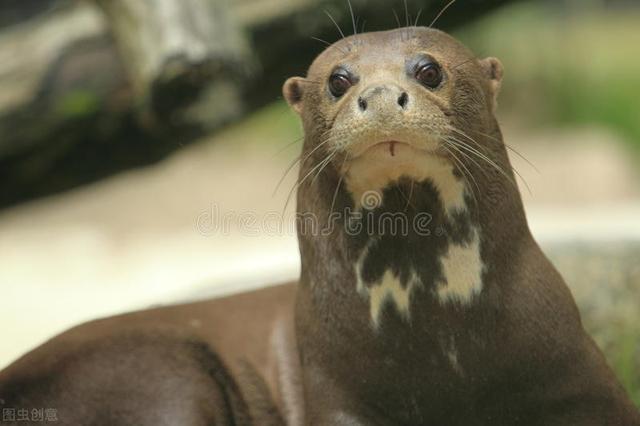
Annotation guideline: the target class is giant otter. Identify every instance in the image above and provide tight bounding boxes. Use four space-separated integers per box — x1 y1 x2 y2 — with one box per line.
1 26 638 426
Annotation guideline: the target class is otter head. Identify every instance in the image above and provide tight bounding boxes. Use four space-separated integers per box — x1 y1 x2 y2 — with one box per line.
284 27 505 214
284 28 514 324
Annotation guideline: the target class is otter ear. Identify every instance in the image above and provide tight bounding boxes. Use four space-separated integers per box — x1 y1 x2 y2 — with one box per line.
283 77 306 115
480 57 504 111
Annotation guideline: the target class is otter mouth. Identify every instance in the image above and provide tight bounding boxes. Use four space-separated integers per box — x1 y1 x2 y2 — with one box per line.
354 140 433 159
372 140 405 157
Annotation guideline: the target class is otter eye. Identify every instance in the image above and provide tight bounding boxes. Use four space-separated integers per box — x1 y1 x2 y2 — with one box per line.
329 73 352 98
416 63 443 89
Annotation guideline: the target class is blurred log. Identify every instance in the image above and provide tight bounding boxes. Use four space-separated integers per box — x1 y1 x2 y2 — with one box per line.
0 3 118 158
0 0 252 206
93 0 252 124
0 3 135 205
0 0 60 29
0 0 252 158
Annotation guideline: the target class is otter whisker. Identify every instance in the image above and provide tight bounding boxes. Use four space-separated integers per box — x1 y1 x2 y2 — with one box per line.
347 0 357 35
448 128 532 194
429 0 456 29
392 9 405 42
451 57 476 70
392 9 402 28
310 37 348 55
309 150 340 186
404 0 410 27
296 132 339 178
324 10 347 40
443 140 482 197
310 36 332 47
396 184 417 212
274 135 304 157
414 9 423 27
468 128 540 174
273 154 302 198
329 153 351 221
447 135 525 193
282 145 339 216
446 133 508 177
448 126 506 165
405 180 415 212
448 127 529 189
273 131 336 196
288 148 339 212
447 141 491 213
504 145 539 174
447 134 510 177
441 143 480 210
448 126 498 161
444 135 492 180
403 0 414 41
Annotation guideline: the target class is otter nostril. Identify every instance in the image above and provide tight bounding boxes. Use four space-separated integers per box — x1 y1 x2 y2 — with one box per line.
358 97 368 112
398 92 409 109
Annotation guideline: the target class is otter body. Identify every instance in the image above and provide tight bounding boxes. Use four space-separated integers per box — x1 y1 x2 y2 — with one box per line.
284 28 640 425
0 284 298 425
1 27 638 426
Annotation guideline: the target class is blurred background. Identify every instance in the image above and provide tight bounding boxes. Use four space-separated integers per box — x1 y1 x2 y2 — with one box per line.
0 0 638 406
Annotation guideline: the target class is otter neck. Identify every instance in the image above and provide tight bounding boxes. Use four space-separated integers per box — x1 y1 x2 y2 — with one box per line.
295 134 530 328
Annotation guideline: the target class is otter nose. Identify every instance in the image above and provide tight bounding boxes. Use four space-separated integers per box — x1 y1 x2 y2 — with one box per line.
357 85 409 114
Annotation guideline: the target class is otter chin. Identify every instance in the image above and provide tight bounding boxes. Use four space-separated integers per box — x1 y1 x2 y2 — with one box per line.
345 135 453 211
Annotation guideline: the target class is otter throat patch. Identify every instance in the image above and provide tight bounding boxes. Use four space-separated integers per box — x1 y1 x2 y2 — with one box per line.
437 228 484 304
345 155 467 216
355 252 421 327
355 232 484 326
351 167 485 326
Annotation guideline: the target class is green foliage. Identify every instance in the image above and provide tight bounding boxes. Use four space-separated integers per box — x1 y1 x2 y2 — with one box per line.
221 101 302 150
550 73 640 145
456 2 640 150
611 328 640 407
55 90 101 118
245 101 301 144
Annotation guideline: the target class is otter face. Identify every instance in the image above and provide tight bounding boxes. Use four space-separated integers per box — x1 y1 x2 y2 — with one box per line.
283 27 503 211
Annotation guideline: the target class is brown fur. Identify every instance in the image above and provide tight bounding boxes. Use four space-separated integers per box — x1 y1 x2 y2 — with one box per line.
0 284 298 425
284 28 640 425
